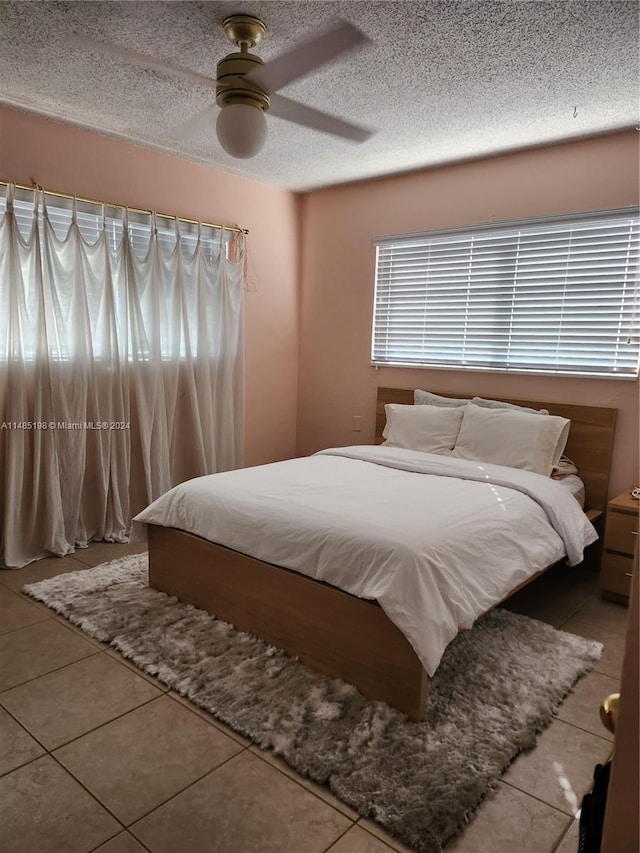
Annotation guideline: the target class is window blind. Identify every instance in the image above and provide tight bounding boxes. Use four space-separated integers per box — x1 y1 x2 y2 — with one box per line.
372 209 640 378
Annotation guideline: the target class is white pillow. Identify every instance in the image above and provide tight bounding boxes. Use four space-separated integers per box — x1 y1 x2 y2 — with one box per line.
452 403 570 476
471 396 550 416
414 389 468 408
383 403 465 455
415 389 549 416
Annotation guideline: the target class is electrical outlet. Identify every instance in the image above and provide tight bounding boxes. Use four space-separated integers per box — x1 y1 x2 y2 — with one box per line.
352 415 362 432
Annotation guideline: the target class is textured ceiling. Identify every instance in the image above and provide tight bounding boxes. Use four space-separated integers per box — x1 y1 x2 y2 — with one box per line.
0 0 638 192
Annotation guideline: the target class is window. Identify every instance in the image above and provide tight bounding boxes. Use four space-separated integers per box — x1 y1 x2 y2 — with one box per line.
372 209 640 378
0 188 230 262
0 186 237 362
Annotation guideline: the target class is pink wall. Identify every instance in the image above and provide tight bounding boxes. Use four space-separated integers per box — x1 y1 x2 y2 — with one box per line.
298 131 640 498
0 105 301 467
2 108 638 497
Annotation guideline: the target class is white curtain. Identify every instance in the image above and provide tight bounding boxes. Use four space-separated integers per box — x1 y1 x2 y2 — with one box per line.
0 185 244 568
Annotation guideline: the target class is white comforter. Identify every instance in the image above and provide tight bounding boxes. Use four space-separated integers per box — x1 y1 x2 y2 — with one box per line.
133 446 597 676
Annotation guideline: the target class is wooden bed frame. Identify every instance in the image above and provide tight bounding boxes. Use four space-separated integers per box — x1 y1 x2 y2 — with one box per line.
148 388 617 722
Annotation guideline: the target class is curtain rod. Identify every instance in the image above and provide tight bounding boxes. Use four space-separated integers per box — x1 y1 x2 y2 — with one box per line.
1 179 249 235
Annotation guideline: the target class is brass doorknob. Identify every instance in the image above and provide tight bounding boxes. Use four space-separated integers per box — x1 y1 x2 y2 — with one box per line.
600 693 620 734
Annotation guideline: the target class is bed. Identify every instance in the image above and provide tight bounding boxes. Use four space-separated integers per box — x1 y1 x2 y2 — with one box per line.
137 388 617 721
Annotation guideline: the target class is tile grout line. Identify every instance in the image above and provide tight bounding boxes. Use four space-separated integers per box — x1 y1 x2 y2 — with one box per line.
161 690 360 823
324 819 411 853
165 690 252 746
0 648 103 694
590 665 622 678
48 750 131 833
0 646 157 707
0 614 53 637
70 545 147 569
0 748 48 780
0 546 146 588
0 703 51 778
247 744 360 824
46 741 251 845
353 817 414 853
552 715 616 745
0 686 165 769
144 675 356 823
321 823 359 853
87 829 153 853
550 815 578 853
103 649 173 694
557 602 596 630
0 603 108 650
3 696 252 847
124 749 257 833
47 692 166 754
53 617 112 649
500 778 580 819
559 604 629 636
0 582 53 602
11 593 65 617
559 616 628 637
0 614 54 638
71 555 143 569
558 610 629 632
0 558 95 587
28 605 113 651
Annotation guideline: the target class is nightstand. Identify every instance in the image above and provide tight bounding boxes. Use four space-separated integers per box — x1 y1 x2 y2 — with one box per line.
600 490 639 604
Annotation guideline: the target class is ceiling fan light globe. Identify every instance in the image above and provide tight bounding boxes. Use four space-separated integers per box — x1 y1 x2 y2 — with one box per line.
216 103 267 159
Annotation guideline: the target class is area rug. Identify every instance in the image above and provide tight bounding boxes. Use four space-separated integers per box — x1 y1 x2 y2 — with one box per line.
24 554 601 853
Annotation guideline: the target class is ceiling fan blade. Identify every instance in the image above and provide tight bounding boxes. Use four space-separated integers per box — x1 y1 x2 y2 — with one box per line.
245 20 369 94
269 93 373 143
66 34 218 92
169 104 219 141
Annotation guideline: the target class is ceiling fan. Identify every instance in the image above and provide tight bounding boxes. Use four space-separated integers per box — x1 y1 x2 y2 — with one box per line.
67 15 373 159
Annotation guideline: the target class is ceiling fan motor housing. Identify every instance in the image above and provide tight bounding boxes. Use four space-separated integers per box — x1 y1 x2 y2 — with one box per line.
222 15 266 49
216 51 270 112
216 15 269 112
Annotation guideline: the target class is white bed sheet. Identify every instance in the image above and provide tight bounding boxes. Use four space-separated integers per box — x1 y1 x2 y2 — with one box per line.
134 446 597 676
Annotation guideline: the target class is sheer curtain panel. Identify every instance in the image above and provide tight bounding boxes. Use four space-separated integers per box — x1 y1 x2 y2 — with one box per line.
0 185 244 568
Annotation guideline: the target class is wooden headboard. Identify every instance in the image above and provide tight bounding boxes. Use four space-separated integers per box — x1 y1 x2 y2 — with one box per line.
375 387 618 515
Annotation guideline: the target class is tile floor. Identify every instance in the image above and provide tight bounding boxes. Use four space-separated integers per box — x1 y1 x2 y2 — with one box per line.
0 542 628 853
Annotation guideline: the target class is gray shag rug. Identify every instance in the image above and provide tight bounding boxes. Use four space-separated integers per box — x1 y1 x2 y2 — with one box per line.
24 554 601 853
